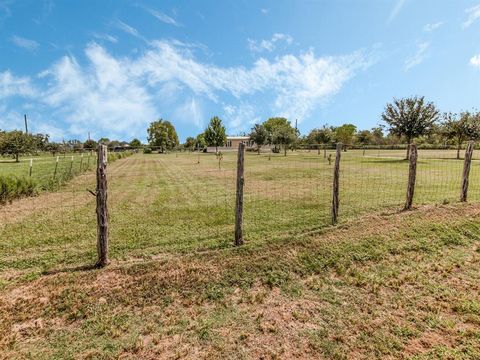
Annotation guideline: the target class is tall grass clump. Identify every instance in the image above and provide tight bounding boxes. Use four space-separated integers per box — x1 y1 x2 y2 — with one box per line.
0 175 38 204
0 151 133 204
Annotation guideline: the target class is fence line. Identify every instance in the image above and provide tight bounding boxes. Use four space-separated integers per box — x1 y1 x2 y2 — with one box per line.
1 143 479 271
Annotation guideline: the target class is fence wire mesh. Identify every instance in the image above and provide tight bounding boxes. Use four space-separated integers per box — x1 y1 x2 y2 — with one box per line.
1 146 480 272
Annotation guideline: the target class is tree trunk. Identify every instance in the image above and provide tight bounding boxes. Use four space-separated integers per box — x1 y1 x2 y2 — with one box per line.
257 146 261 155
405 139 412 160
317 146 320 155
457 144 461 160
15 153 19 162
284 146 287 156
215 146 218 154
324 147 327 158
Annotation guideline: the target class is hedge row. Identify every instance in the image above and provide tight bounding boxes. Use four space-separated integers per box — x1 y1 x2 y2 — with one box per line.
0 151 132 204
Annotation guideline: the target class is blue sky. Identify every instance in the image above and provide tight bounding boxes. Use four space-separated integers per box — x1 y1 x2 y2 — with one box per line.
1 0 480 142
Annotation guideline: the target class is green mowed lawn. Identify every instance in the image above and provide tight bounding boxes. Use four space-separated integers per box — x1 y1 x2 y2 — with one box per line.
0 153 96 183
1 150 479 280
1 151 480 358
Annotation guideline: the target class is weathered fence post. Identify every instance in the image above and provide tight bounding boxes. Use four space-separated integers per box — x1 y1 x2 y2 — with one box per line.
460 141 475 202
332 143 342 224
80 153 84 172
234 142 245 246
404 144 418 210
29 159 33 177
53 156 59 180
95 144 109 267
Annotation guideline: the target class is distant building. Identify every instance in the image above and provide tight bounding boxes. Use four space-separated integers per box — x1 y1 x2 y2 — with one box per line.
206 136 255 152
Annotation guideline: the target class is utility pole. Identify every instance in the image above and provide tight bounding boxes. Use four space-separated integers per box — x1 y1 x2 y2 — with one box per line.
24 114 28 134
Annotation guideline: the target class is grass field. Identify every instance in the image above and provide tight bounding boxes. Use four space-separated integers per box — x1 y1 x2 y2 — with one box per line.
1 150 480 358
0 153 96 183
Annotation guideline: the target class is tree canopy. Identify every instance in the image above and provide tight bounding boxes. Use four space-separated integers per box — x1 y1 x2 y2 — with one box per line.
442 111 480 159
333 124 357 151
204 116 227 152
0 130 38 162
147 119 179 153
249 124 268 154
382 96 439 159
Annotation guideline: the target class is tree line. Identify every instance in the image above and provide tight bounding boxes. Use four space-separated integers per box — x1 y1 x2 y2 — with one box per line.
1 96 479 161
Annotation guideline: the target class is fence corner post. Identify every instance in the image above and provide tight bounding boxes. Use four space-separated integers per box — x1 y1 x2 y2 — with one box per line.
332 143 342 224
96 144 109 267
461 141 475 202
234 142 245 246
404 143 418 211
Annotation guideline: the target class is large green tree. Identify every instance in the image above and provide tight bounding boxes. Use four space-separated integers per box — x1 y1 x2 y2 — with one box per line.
272 123 297 156
0 130 37 162
307 126 332 156
147 119 179 153
333 124 357 151
184 136 196 151
382 96 439 159
263 117 296 153
84 139 97 150
442 111 480 159
129 138 142 148
249 124 268 154
204 116 227 153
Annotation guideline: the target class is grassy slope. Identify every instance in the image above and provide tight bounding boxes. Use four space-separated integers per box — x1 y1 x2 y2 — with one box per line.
1 152 480 359
1 203 480 359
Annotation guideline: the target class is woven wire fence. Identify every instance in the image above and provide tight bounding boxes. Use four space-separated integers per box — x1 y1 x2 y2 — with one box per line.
1 145 479 273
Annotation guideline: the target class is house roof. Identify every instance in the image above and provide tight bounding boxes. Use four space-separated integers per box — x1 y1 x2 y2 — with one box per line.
226 136 250 140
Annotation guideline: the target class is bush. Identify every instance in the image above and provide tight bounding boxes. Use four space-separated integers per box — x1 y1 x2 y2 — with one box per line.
0 175 38 204
143 147 152 154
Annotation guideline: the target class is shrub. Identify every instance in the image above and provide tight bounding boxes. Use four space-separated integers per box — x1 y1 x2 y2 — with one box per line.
0 175 38 204
143 147 152 154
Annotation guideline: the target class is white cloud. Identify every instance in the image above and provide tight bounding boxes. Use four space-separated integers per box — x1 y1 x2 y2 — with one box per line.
261 8 269 14
114 19 140 37
174 98 203 128
136 40 372 121
470 54 480 68
247 33 293 53
92 33 118 43
423 22 443 32
11 35 39 50
146 8 181 27
463 4 480 28
40 43 157 138
404 42 429 71
223 103 260 131
388 0 406 23
0 71 35 97
0 40 373 139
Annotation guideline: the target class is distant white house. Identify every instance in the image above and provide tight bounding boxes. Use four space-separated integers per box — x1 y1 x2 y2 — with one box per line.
206 136 255 152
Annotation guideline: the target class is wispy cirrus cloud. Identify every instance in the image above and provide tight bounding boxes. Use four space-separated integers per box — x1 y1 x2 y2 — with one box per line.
404 42 429 71
387 0 406 23
92 33 118 43
114 19 140 38
11 35 39 50
145 7 181 27
247 33 293 53
463 4 480 28
423 22 443 32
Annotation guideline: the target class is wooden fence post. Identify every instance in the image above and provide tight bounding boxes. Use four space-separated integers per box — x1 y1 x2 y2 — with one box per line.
234 142 245 246
460 141 475 202
332 143 342 224
404 144 418 210
96 144 109 267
